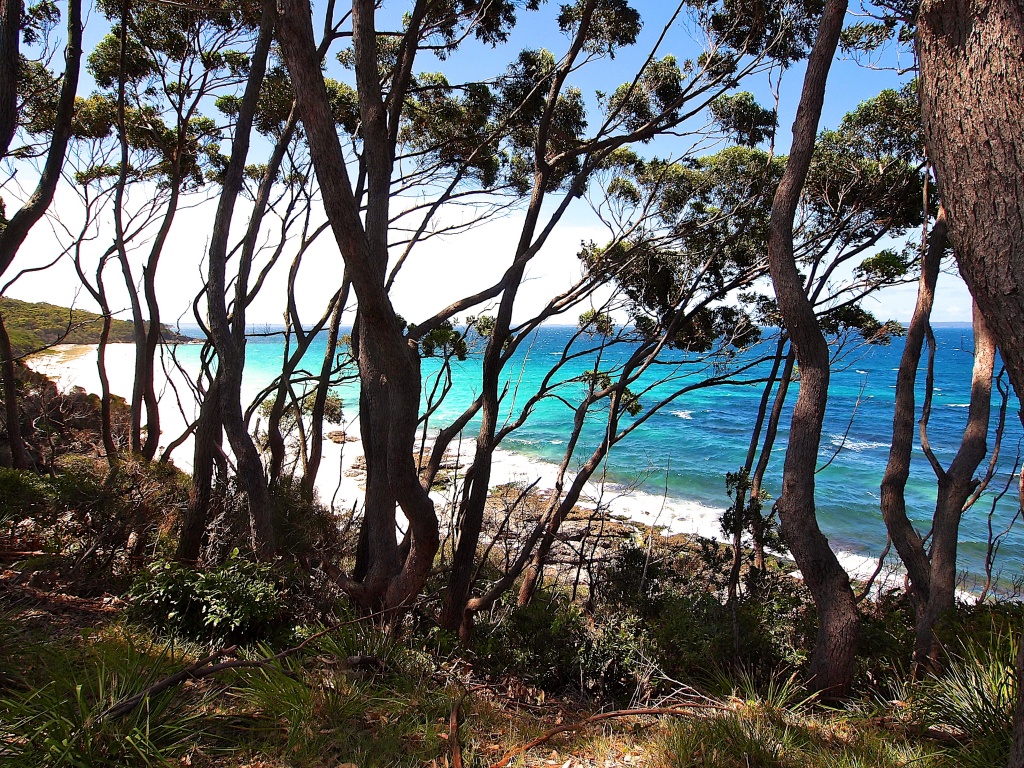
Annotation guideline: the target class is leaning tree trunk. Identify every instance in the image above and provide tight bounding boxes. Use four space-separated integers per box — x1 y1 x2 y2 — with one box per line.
766 0 858 699
204 15 277 559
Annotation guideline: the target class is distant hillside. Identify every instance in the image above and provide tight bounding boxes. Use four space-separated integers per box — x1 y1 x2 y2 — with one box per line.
0 297 195 358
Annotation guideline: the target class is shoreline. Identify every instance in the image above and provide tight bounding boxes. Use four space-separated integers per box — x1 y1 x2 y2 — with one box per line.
26 342 906 589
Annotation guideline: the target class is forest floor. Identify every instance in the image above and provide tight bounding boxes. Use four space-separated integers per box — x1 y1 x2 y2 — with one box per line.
0 569 955 768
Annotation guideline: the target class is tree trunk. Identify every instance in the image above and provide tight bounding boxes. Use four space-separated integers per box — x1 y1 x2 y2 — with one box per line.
750 348 796 570
880 207 946 603
303 277 348 501
0 0 19 159
0 0 82 470
273 0 439 612
766 0 858 699
0 0 83 276
916 5 1024 755
914 304 994 670
919 0 1024 401
177 374 223 562
204 15 277 559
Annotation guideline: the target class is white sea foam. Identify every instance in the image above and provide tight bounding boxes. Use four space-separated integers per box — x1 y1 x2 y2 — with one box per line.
671 410 693 420
829 434 889 452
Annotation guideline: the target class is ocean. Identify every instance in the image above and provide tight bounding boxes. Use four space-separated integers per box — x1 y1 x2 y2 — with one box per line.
170 322 1024 587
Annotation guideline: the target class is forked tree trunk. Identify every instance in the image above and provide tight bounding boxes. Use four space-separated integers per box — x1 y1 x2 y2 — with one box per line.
205 16 277 559
913 304 994 669
749 348 795 570
273 0 439 612
766 0 858 699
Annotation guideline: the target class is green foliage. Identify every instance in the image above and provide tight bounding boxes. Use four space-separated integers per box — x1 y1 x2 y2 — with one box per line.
689 0 827 66
599 540 815 681
558 0 642 57
819 305 905 346
476 592 657 701
128 552 285 643
466 313 496 338
402 73 501 185
605 55 685 134
419 320 468 360
654 705 944 767
20 0 61 45
710 91 777 147
579 368 642 416
855 247 914 284
578 309 615 337
2 457 189 591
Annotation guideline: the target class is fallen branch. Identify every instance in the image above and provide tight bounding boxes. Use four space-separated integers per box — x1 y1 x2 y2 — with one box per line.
487 703 727 768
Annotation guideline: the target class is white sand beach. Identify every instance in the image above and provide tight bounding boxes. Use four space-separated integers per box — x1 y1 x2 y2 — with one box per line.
26 343 895 586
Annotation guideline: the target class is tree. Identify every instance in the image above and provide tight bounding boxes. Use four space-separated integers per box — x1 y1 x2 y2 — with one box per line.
765 0 855 698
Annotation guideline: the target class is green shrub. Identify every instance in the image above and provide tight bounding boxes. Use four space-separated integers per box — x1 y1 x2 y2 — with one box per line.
129 551 285 643
907 618 1018 768
476 593 657 701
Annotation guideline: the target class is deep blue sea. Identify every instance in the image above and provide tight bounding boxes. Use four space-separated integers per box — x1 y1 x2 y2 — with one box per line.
174 323 1024 585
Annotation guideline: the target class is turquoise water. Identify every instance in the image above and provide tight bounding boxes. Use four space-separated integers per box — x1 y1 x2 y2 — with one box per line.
173 323 1024 584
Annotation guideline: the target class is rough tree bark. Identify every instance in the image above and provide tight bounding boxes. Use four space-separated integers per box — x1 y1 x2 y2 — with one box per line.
0 0 19 159
919 0 1024 396
916 1 1024 758
766 0 858 698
